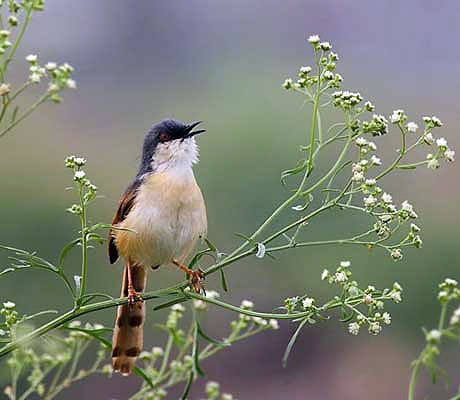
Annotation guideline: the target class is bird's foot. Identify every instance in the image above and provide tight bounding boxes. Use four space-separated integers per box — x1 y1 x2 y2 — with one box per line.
127 287 143 307
189 268 205 294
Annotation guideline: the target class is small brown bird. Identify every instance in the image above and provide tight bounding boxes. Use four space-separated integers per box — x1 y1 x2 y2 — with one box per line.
108 119 208 375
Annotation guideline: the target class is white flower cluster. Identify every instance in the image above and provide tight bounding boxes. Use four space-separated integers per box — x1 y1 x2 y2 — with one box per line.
24 54 76 102
438 278 460 305
283 35 342 91
332 90 363 110
362 114 389 136
0 29 12 55
193 290 220 311
389 109 407 124
426 135 455 169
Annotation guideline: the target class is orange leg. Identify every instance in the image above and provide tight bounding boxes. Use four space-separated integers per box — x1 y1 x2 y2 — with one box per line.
126 260 143 306
172 259 205 293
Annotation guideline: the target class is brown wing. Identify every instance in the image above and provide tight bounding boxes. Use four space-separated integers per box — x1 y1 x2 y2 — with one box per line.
108 180 140 264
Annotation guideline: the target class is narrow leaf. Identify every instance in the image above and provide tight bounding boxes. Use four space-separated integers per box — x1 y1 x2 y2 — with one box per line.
180 371 194 400
133 367 155 390
282 318 308 368
196 320 229 347
58 238 80 271
220 269 228 292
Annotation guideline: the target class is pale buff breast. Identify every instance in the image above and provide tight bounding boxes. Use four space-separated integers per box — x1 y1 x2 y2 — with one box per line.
114 170 207 267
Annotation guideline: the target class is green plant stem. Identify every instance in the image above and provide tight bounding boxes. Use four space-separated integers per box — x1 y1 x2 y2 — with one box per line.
1 7 33 77
407 302 448 400
0 93 51 139
78 183 88 301
307 55 322 175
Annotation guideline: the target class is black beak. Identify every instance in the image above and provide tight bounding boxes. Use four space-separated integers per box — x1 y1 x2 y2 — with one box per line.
183 120 206 139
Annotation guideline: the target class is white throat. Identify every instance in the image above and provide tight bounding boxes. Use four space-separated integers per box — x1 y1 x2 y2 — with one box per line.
151 137 199 174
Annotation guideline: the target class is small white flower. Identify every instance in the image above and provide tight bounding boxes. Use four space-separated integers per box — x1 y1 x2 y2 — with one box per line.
74 170 86 180
368 141 377 151
48 83 59 93
69 320 81 328
66 79 77 89
406 122 418 132
241 300 254 308
320 41 332 51
365 178 376 186
411 223 421 232
25 54 37 63
445 278 458 286
370 155 382 166
340 261 351 267
363 294 373 305
193 300 206 310
355 137 367 146
206 290 220 300
45 62 57 70
367 285 376 291
432 116 443 127
368 322 382 335
252 316 268 326
0 329 5 336
302 297 315 309
424 132 434 144
152 346 164 357
74 157 86 166
381 192 392 203
401 200 414 213
282 78 293 89
390 248 403 260
445 149 455 162
348 322 360 335
382 312 391 325
300 66 312 74
352 172 364 182
427 158 440 169
390 291 402 303
335 271 347 282
269 319 279 330
0 30 10 37
222 394 234 400
321 269 329 280
364 195 377 207
323 70 334 80
308 34 320 44
171 304 185 312
389 109 404 123
29 73 41 83
436 137 448 148
428 329 441 342
3 301 15 309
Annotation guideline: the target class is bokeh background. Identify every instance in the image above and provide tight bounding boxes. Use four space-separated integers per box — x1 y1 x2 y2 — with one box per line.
1 1 459 399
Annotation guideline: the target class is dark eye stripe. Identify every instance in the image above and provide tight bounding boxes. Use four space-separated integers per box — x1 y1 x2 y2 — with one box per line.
159 132 170 142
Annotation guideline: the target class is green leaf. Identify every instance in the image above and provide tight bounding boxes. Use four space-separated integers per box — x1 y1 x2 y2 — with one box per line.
192 321 205 377
399 165 417 170
153 296 185 311
58 238 80 271
196 320 230 347
281 159 308 186
63 326 111 348
180 371 194 400
133 367 155 390
220 269 228 292
282 318 308 368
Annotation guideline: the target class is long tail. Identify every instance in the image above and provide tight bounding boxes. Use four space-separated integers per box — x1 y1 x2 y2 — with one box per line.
112 262 146 375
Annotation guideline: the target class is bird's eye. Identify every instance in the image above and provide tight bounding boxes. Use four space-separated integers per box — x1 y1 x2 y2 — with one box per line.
159 132 170 142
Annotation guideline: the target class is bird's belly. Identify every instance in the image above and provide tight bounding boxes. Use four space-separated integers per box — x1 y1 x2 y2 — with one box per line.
115 173 207 267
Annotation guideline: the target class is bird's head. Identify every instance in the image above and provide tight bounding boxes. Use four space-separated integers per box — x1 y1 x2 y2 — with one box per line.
139 119 206 174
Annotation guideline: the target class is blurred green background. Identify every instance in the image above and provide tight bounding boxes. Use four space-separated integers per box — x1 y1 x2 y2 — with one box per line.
1 1 459 398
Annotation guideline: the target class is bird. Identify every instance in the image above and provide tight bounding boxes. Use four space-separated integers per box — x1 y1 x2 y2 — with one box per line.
108 119 208 375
